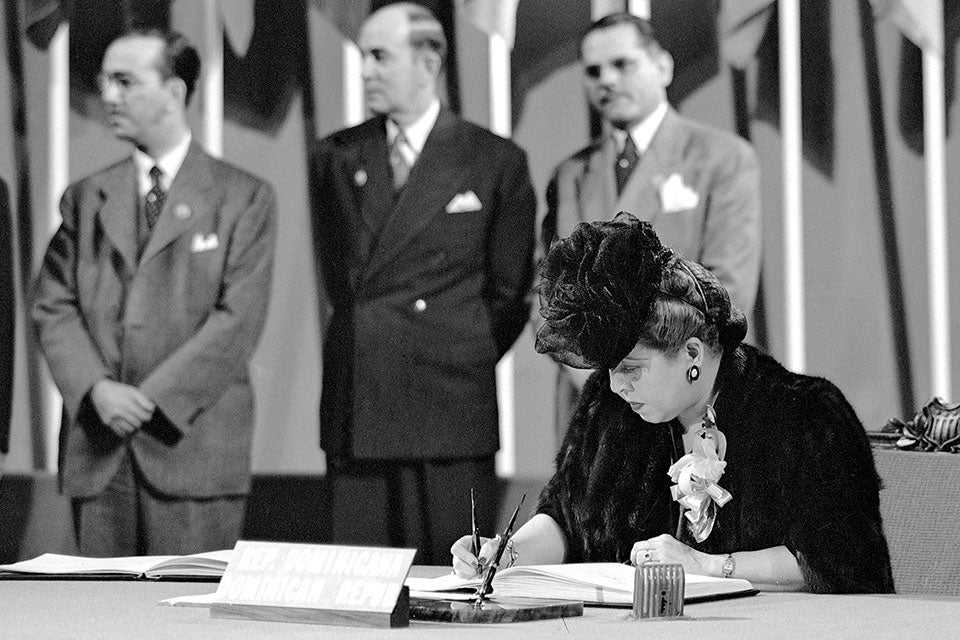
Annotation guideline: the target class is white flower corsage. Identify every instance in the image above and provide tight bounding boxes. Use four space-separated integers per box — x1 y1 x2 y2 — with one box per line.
656 172 700 213
667 406 732 542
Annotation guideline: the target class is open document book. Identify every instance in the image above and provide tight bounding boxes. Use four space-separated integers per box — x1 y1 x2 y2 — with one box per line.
0 549 232 581
405 563 757 606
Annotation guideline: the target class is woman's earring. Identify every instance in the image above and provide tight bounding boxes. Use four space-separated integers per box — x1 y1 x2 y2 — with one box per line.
686 364 700 384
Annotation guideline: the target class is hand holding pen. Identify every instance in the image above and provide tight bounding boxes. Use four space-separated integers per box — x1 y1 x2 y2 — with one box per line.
475 493 525 600
450 491 526 580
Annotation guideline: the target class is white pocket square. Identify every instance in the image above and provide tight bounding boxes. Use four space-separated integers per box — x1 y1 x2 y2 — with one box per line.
657 173 700 213
445 190 482 213
191 233 219 253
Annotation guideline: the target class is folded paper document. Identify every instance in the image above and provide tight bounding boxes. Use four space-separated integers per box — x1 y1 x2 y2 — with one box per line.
0 550 232 580
405 562 756 606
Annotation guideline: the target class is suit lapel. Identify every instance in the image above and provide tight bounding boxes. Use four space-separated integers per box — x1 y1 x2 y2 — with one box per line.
362 110 472 283
357 118 395 237
619 108 686 220
95 160 138 273
140 142 215 265
572 136 617 236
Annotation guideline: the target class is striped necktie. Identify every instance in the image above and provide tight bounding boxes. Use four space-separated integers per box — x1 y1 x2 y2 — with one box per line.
390 129 412 191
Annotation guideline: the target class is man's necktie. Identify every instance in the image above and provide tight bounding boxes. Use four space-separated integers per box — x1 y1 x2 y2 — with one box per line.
390 129 412 191
615 135 640 196
145 165 165 229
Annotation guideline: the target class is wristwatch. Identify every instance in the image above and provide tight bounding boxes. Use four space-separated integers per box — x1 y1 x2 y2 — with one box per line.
721 554 736 579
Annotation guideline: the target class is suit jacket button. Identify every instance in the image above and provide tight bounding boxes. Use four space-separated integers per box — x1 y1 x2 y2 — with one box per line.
414 299 427 312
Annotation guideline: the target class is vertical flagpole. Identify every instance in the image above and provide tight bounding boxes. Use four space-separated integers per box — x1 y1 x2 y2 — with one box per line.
47 27 69 237
486 37 510 136
47 30 69 238
923 3 950 399
780 0 805 372
343 42 364 126
461 0 520 477
201 0 224 158
43 23 70 472
486 29 516 477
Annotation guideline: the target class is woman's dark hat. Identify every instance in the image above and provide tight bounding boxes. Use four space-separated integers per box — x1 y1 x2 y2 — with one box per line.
535 213 670 369
535 212 747 369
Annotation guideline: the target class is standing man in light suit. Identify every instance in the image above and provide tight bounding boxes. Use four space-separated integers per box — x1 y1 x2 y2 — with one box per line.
311 3 536 564
543 13 761 434
32 29 276 556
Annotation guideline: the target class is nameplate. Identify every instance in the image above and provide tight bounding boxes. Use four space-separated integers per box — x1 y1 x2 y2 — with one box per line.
209 541 417 628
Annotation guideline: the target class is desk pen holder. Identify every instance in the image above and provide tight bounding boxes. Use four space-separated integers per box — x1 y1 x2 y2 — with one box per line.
632 563 685 619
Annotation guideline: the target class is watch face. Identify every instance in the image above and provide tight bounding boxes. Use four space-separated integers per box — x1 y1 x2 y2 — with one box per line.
722 555 735 578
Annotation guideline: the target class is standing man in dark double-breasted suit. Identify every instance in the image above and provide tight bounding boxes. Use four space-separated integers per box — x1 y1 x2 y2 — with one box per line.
32 29 276 556
311 2 536 564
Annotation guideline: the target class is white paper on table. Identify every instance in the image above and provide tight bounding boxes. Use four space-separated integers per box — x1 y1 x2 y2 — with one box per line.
159 591 222 607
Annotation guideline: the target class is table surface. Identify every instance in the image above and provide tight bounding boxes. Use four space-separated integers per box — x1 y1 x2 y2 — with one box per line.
4 570 960 640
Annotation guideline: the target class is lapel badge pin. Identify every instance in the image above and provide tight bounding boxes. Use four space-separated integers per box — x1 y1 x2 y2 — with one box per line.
174 203 192 220
354 169 367 187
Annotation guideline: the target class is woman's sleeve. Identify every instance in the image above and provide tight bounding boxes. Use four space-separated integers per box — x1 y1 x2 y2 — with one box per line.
780 379 895 593
535 371 608 563
535 467 578 562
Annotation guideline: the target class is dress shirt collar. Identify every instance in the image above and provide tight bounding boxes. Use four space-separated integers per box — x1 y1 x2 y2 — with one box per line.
611 100 668 154
386 98 440 162
133 132 192 196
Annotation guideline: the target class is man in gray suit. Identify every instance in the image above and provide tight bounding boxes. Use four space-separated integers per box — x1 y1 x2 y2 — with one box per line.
32 29 276 556
311 3 536 564
543 13 761 431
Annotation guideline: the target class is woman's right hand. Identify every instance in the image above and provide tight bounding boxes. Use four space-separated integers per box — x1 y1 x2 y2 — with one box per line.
450 534 499 578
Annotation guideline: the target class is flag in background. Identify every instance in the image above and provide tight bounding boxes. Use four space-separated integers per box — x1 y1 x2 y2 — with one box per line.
719 0 775 68
879 0 960 154
224 0 307 135
26 0 251 60
719 0 835 176
462 0 520 48
23 0 64 48
870 0 944 52
653 0 720 107
220 0 255 56
312 0 371 42
510 0 591 126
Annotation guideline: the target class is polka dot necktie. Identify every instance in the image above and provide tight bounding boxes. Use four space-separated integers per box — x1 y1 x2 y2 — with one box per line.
145 165 165 229
615 135 639 196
